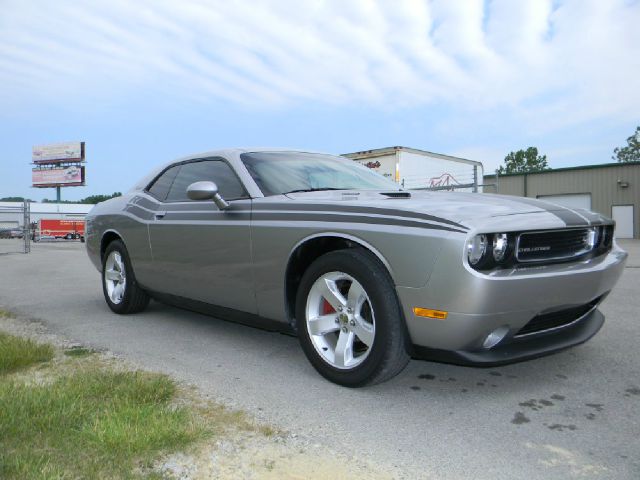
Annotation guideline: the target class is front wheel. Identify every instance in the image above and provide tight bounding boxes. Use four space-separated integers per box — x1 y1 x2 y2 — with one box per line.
102 239 150 314
296 249 410 387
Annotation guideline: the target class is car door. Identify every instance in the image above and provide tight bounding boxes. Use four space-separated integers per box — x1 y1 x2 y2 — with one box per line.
145 158 256 313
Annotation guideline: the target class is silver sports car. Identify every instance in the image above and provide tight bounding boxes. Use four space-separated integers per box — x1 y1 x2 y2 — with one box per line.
86 148 627 386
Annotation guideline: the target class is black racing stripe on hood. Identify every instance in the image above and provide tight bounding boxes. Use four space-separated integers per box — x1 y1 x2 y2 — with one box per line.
253 203 468 230
252 211 467 233
507 197 589 226
545 208 589 227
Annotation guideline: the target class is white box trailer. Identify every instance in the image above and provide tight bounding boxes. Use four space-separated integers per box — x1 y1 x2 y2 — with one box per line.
343 146 484 192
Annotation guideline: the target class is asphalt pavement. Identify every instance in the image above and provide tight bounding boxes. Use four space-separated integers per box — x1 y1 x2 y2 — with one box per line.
1 240 639 479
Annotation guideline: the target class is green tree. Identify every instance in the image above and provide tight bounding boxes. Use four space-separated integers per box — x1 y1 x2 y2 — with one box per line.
0 196 33 202
79 192 122 204
497 147 549 174
41 192 122 204
612 126 640 163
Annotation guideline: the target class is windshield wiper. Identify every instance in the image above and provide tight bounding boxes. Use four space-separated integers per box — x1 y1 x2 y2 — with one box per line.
284 187 344 194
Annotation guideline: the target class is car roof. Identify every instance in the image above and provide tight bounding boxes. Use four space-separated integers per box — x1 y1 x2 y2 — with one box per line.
130 147 338 192
178 147 328 159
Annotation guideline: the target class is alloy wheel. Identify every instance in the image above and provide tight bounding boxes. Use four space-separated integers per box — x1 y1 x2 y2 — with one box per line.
104 250 127 304
305 271 376 369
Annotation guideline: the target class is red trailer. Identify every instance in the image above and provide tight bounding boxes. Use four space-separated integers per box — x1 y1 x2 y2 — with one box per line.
37 219 85 241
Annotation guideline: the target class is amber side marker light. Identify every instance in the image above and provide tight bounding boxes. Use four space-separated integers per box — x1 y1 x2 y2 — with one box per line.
413 307 448 320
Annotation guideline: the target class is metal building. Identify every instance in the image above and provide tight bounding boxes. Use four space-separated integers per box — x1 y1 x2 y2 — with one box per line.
484 162 640 239
0 202 92 230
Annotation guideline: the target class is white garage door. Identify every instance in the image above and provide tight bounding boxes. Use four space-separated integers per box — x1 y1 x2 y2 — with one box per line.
537 193 592 210
612 205 634 239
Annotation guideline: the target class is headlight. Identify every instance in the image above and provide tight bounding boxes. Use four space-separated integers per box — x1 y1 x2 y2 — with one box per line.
467 234 488 266
493 233 508 262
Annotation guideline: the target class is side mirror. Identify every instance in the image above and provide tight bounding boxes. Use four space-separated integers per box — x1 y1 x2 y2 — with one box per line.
186 181 230 210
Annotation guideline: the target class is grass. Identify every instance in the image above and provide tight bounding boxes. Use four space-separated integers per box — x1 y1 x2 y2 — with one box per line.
63 346 95 357
258 424 278 437
0 332 54 374
0 333 208 479
0 329 279 479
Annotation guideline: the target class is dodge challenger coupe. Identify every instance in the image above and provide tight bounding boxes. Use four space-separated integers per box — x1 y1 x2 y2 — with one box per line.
86 149 627 386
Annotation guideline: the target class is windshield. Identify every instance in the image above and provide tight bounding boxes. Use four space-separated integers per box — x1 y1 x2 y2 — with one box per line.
240 152 400 196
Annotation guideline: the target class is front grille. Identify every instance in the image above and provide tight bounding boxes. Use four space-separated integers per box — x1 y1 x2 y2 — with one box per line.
516 297 600 336
516 228 593 262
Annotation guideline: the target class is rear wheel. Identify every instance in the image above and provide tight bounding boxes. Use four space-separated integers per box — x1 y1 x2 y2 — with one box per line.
102 239 150 314
296 249 410 387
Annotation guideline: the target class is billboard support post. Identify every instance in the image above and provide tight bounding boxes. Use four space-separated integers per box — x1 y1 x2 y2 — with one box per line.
56 186 61 202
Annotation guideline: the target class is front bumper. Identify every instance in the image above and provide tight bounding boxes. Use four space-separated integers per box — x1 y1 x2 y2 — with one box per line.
396 242 627 363
412 307 604 366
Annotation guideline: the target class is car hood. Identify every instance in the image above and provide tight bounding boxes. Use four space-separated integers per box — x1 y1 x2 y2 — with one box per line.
283 190 609 231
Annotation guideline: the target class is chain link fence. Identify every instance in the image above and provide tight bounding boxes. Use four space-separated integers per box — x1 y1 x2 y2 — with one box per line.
0 201 30 254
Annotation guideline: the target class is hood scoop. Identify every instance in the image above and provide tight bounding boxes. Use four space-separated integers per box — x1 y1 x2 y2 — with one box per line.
380 191 411 199
340 192 361 199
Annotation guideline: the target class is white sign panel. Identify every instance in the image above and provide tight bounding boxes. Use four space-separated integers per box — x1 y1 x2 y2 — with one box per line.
32 166 85 187
32 142 84 163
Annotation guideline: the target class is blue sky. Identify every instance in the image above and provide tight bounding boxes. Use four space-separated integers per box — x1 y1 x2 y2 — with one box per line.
1 0 639 201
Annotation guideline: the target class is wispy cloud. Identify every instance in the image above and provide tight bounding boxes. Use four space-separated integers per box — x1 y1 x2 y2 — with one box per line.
1 0 638 128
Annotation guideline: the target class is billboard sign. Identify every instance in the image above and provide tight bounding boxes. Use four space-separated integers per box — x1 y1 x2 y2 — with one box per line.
32 166 85 187
32 142 84 163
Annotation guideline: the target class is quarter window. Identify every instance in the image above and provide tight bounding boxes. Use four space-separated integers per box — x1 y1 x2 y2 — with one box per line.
147 165 180 201
165 160 247 202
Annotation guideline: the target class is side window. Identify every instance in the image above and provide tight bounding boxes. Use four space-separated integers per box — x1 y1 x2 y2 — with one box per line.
165 160 247 203
147 165 180 201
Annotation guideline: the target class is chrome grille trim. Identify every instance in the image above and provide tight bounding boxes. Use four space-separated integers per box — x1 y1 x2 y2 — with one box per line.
515 298 600 338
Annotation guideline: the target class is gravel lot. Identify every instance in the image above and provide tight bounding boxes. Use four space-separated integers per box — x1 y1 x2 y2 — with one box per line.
1 240 639 479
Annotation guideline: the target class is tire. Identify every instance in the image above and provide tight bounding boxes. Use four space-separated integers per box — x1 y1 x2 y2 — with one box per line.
295 249 410 387
102 239 150 314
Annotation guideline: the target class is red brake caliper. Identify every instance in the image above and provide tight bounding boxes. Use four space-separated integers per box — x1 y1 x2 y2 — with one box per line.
321 298 335 315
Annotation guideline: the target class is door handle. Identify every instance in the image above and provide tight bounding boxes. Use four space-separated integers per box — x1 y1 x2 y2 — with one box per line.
155 211 167 220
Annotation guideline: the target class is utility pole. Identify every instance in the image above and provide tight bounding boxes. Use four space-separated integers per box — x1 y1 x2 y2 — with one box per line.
473 165 478 193
23 200 30 253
